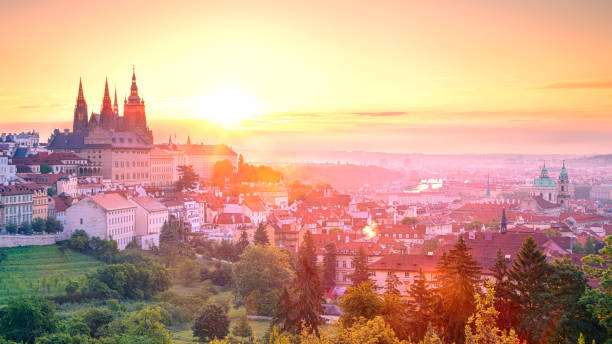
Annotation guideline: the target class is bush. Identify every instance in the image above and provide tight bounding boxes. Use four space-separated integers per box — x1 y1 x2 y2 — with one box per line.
193 304 230 342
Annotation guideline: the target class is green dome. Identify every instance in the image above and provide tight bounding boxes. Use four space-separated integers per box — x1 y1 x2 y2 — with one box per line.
534 176 556 187
559 162 568 180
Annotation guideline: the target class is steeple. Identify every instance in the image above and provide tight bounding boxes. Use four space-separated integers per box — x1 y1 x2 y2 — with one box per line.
73 77 89 133
500 208 507 234
113 86 119 116
186 136 191 145
486 174 491 198
128 65 140 104
100 77 115 129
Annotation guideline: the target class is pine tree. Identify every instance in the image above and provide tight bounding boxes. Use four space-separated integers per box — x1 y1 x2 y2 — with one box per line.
253 222 270 245
159 220 179 267
175 165 199 191
322 241 337 292
507 236 549 343
407 268 436 340
301 230 317 268
385 271 401 295
231 315 253 340
435 235 482 343
349 246 370 286
273 286 296 334
491 249 515 330
237 229 249 253
292 230 323 334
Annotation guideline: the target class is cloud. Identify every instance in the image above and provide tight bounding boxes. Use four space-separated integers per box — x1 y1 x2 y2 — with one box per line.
352 111 406 117
534 80 612 90
11 103 66 110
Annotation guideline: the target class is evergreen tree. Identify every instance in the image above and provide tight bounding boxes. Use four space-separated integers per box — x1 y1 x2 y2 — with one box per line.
292 231 324 334
253 222 270 245
407 268 436 340
301 230 317 268
349 246 370 286
507 236 549 343
159 220 179 267
435 235 482 343
491 249 515 330
237 229 249 253
385 271 401 294
193 304 230 342
273 286 297 334
380 289 410 340
232 315 253 340
175 165 199 191
322 241 337 292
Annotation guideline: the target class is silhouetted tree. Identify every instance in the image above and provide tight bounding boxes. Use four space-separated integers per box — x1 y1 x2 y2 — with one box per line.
349 246 370 286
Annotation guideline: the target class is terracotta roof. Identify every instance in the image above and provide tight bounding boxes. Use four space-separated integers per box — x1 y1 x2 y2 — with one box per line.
89 193 135 211
216 213 251 225
130 196 167 212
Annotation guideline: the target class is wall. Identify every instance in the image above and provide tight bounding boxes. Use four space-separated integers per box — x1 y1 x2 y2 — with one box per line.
0 232 71 248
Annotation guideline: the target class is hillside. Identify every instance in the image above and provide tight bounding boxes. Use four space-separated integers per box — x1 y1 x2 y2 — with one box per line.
0 245 103 303
281 163 404 189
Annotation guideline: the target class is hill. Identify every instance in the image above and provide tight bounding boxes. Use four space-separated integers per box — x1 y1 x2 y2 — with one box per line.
0 245 103 303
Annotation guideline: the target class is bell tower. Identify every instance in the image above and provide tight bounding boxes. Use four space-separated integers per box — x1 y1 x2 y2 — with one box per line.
557 161 570 208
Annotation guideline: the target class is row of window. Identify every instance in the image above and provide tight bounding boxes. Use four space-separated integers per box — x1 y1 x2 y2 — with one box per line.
1 195 32 203
4 205 32 214
109 214 134 225
114 160 149 167
114 172 149 180
110 226 134 237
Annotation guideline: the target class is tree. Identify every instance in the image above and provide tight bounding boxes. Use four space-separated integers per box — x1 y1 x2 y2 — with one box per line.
401 216 419 226
385 271 401 295
175 165 199 191
435 235 482 343
380 290 410 340
193 304 230 342
0 296 57 344
18 222 32 235
44 217 62 233
232 315 253 340
407 268 436 340
339 281 382 327
288 180 312 204
5 223 18 234
232 245 294 304
464 220 484 232
253 222 270 245
237 229 249 253
82 307 114 337
322 241 337 292
39 163 52 174
349 246 369 286
301 316 407 344
177 258 200 286
212 160 235 186
464 280 520 344
506 236 549 343
421 238 440 254
581 235 612 340
491 249 515 330
274 286 296 334
31 218 46 233
159 221 179 267
292 230 324 334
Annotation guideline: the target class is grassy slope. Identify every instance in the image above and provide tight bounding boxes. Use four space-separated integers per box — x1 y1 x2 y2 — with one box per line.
0 245 103 303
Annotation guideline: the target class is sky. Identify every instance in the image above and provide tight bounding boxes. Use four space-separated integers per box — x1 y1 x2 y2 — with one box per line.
1 0 612 154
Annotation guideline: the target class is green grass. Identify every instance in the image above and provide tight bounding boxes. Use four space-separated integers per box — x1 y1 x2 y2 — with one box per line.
0 245 103 303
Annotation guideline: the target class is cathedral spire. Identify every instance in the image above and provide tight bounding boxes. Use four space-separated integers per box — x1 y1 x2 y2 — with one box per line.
73 77 88 133
77 77 85 101
113 86 119 115
100 77 115 129
128 65 140 104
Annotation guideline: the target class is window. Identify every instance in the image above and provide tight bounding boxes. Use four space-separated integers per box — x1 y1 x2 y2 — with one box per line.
80 218 83 225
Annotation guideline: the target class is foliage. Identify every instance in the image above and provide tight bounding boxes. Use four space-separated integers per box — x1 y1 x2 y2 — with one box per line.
464 280 520 344
45 217 63 233
581 235 612 340
175 165 199 191
232 245 294 303
5 223 18 234
300 316 408 344
39 163 52 174
322 241 337 292
84 261 171 299
421 239 440 255
237 228 250 253
176 258 200 286
435 235 482 343
31 218 46 233
291 234 324 334
288 180 313 204
159 221 180 267
0 296 57 344
81 307 114 337
407 268 436 339
339 281 382 327
232 315 254 339
464 220 484 232
254 222 270 245
18 221 32 235
193 303 230 342
213 160 235 186
349 246 370 286
68 230 118 262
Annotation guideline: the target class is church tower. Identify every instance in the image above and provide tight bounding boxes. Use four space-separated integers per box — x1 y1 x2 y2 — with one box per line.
123 66 147 131
113 86 119 116
73 78 89 133
100 78 115 130
500 208 507 234
557 161 570 208
486 174 491 198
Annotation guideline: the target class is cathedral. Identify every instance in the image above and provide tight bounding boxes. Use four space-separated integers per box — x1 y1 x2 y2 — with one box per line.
72 67 153 142
48 67 154 185
530 162 571 207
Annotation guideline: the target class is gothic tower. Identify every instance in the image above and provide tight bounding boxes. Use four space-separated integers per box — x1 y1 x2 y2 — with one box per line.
73 78 89 133
486 174 491 198
500 208 507 234
557 161 570 208
113 86 119 116
100 78 115 130
123 66 147 131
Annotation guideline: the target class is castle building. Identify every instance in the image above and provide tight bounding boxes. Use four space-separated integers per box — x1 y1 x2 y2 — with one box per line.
49 67 153 186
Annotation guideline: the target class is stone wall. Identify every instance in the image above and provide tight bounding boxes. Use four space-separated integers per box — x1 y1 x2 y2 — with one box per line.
0 232 71 248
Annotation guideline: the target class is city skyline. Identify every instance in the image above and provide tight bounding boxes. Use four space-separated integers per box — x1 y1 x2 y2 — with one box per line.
1 0 612 154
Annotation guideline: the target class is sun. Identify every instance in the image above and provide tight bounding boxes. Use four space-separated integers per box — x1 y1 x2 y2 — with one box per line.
196 86 261 126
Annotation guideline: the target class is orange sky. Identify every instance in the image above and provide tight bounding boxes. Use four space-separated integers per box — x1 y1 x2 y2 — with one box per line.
1 0 612 154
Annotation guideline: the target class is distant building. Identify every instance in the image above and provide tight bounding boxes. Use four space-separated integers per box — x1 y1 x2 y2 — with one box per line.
65 193 136 250
0 184 34 228
529 162 571 208
0 155 16 183
178 143 237 181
